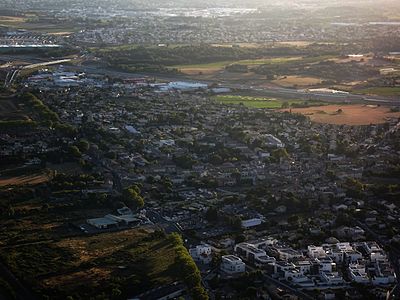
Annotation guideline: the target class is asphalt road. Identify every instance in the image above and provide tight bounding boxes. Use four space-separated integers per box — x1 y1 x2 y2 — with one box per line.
2 53 399 106
70 63 400 106
147 209 182 234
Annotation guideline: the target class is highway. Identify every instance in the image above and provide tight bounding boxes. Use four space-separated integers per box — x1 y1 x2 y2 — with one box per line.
67 63 400 106
21 59 72 70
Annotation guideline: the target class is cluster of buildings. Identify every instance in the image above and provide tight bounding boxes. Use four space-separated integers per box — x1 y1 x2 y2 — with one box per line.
4 63 400 298
69 17 389 46
26 69 107 88
188 238 396 296
0 30 61 49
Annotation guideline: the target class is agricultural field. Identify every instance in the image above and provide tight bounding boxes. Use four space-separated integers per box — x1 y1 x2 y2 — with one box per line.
0 15 29 26
213 95 328 109
272 75 323 88
0 15 78 35
283 104 400 125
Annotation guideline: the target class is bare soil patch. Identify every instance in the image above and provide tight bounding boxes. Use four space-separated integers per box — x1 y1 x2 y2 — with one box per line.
0 173 50 187
282 105 400 125
273 75 322 87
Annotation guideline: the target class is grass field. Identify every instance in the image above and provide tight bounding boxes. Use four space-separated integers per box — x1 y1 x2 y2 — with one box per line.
283 104 400 125
174 55 335 75
173 57 303 74
213 95 327 109
354 87 400 97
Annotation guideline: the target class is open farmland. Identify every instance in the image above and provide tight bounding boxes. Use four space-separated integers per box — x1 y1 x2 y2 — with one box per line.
283 104 400 125
0 15 79 34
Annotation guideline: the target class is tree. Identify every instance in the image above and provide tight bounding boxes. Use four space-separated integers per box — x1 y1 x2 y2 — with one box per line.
69 146 82 158
111 288 122 298
288 215 300 227
228 216 242 230
235 234 246 244
244 287 258 298
205 207 218 222
123 185 144 209
272 148 289 161
336 212 351 226
77 139 90 152
170 233 208 300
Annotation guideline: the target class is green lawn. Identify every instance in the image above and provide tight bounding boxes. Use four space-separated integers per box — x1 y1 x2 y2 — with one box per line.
215 96 287 109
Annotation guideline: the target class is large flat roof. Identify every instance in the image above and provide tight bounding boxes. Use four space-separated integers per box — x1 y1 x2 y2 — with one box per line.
87 217 118 226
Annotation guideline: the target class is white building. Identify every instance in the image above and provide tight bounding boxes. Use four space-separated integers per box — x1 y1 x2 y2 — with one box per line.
371 260 397 285
276 248 303 261
320 272 344 285
234 243 275 266
349 262 370 284
263 134 284 148
308 245 326 258
317 257 336 273
220 255 246 275
344 250 363 263
241 218 262 229
189 244 212 264
250 237 277 249
274 261 315 287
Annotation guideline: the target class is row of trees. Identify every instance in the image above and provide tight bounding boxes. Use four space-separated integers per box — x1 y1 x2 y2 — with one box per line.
21 92 59 124
168 233 208 300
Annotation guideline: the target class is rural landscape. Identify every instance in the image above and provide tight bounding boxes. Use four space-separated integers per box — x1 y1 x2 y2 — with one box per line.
0 0 400 299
